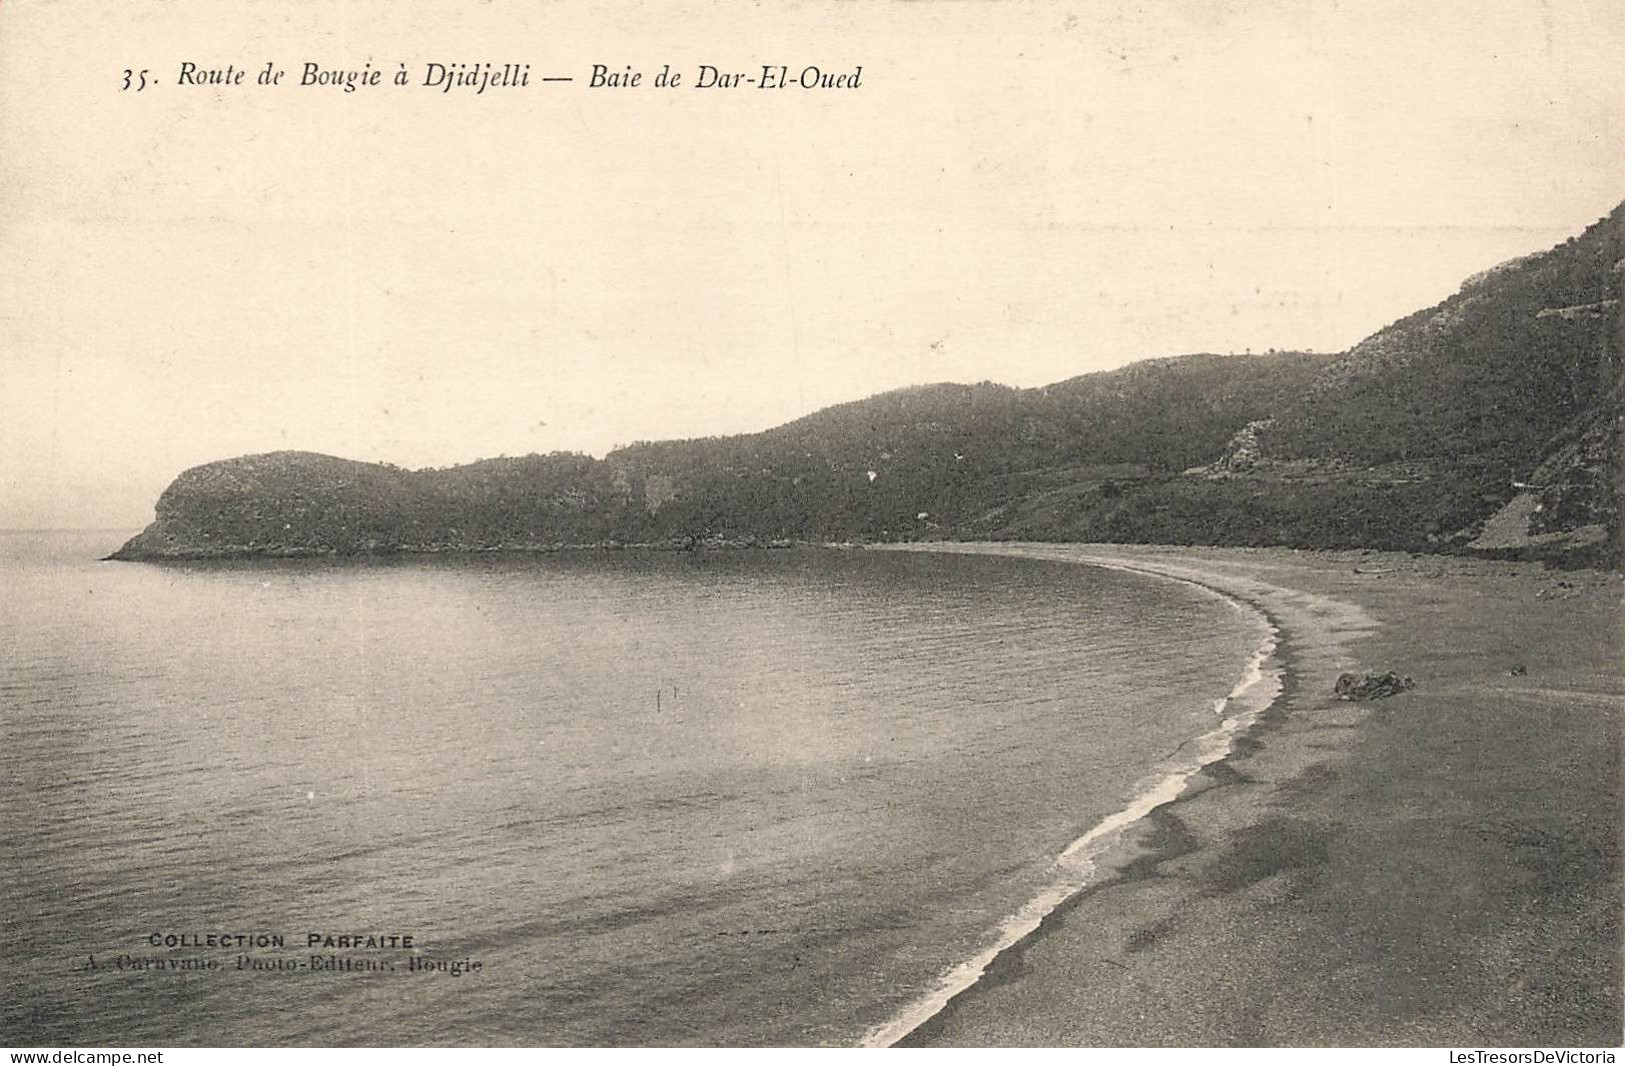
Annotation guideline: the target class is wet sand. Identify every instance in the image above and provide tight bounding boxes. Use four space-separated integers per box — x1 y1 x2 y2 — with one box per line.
881 543 1622 1047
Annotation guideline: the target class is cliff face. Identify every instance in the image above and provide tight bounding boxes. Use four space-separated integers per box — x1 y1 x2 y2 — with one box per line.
112 204 1623 565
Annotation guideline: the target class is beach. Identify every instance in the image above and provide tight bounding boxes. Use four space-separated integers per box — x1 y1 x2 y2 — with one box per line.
880 543 1623 1048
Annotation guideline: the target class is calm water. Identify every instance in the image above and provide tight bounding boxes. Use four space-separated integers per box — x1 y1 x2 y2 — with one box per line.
1 531 1265 1046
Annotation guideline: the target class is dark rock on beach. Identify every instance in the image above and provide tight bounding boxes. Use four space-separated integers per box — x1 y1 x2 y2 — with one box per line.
1333 671 1416 701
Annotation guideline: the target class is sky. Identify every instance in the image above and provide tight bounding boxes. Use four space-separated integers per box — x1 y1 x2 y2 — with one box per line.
3 0 1623 528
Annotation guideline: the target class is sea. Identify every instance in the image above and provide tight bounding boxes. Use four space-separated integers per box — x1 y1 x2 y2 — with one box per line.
0 530 1273 1047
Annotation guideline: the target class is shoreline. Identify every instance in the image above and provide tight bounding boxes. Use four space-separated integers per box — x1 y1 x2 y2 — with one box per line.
861 548 1292 1047
101 536 810 562
875 542 1622 1047
867 543 1363 1046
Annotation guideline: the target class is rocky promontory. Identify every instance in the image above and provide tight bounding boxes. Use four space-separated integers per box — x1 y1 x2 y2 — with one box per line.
106 450 794 559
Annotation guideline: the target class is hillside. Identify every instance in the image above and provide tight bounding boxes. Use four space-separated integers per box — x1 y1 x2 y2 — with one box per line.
1232 202 1621 561
111 204 1622 565
108 352 1338 558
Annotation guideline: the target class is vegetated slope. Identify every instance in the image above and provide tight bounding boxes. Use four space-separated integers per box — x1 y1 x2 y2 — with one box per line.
111 351 1335 558
1245 202 1620 560
984 203 1620 561
1263 204 1620 473
111 203 1622 564
607 351 1337 542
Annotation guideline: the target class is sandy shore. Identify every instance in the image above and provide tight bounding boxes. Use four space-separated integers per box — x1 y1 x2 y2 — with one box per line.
877 543 1622 1047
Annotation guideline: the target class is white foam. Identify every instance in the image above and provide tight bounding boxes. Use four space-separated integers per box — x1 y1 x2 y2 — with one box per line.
859 568 1282 1048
